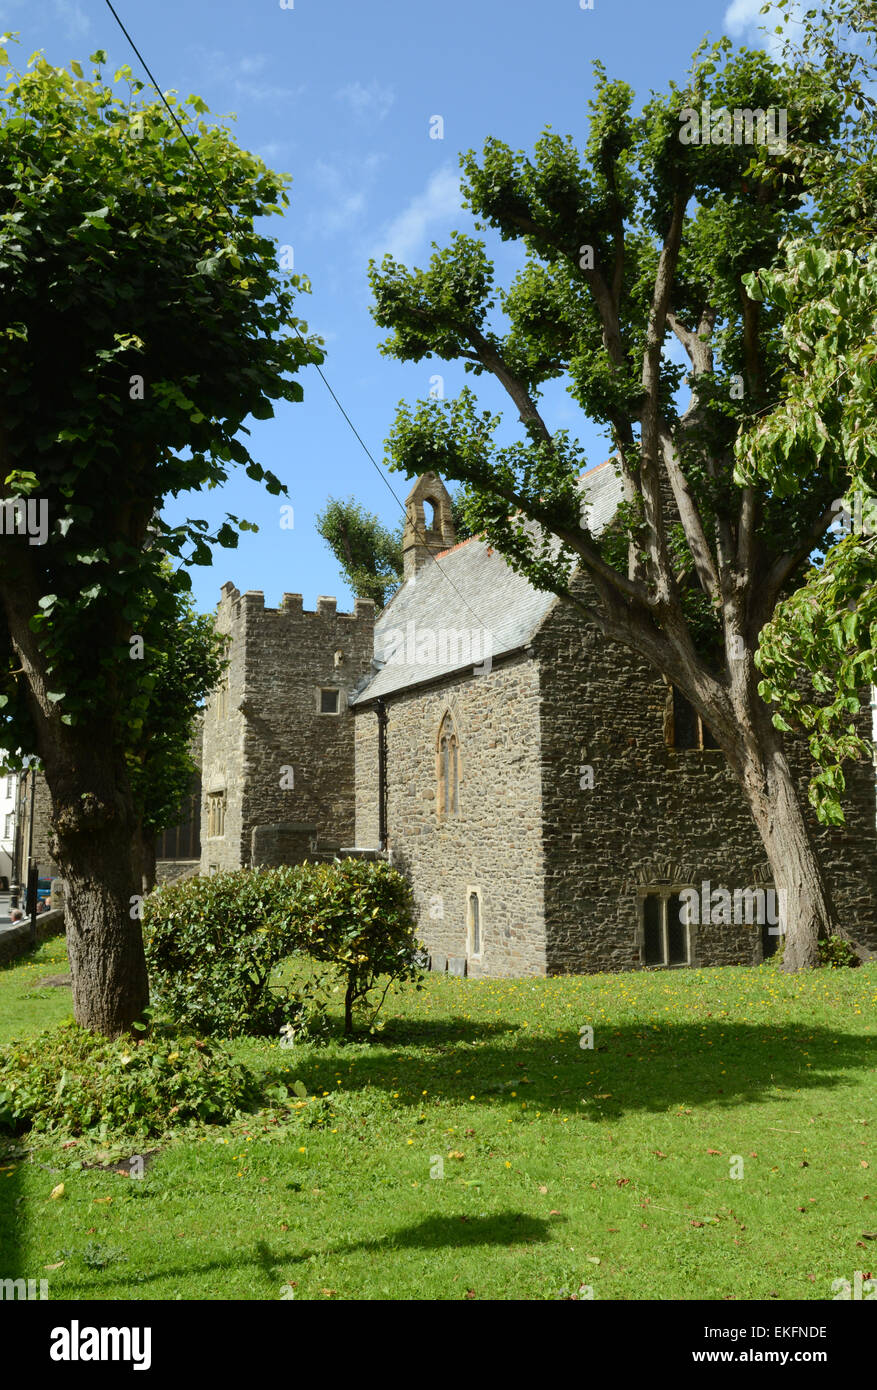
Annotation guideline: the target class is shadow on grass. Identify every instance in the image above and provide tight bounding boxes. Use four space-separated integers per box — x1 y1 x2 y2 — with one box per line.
262 1017 873 1120
69 1213 556 1296
0 1147 26 1283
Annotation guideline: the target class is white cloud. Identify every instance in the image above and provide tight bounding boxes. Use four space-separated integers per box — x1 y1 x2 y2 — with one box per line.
371 166 462 264
335 79 395 123
189 48 305 107
309 152 385 236
724 0 805 56
53 0 90 40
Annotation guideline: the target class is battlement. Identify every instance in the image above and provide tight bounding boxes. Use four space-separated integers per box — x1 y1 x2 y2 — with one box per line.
218 583 374 623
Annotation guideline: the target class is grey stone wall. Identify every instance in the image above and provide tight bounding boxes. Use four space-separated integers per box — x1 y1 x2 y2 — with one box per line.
201 585 374 872
0 906 65 966
533 588 877 974
355 652 547 977
155 859 200 886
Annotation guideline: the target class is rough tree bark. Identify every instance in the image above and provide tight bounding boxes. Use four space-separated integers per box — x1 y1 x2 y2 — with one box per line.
2 557 149 1038
50 744 150 1036
724 679 832 971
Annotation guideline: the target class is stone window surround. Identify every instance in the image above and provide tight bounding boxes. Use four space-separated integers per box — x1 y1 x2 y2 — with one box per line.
436 707 461 819
206 791 226 839
663 680 722 754
467 885 483 959
636 885 696 968
316 687 344 715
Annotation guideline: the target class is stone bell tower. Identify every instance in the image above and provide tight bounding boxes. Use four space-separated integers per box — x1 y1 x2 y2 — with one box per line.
402 472 456 580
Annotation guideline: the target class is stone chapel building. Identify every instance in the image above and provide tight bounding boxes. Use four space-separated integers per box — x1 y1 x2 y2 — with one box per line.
198 465 877 977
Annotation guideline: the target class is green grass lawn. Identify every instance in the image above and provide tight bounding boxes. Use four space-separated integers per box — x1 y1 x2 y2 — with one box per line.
1 936 875 1300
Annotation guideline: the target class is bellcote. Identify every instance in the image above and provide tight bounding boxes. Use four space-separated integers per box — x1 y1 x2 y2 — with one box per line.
402 472 456 581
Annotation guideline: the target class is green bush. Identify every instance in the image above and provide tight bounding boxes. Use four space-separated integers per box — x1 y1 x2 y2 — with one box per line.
772 934 860 969
281 858 424 1034
0 1022 259 1138
818 935 860 968
142 870 315 1038
143 859 422 1038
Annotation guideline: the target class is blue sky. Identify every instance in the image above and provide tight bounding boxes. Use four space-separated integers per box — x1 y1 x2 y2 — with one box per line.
2 0 783 614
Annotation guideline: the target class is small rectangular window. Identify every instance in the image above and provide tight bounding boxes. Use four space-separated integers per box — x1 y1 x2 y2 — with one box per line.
207 792 226 839
670 687 720 752
672 688 699 749
667 894 688 964
643 895 663 965
701 721 719 750
641 891 690 967
320 688 340 714
468 889 482 957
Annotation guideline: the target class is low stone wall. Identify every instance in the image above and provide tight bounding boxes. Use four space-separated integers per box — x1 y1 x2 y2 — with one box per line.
0 907 66 967
155 859 201 886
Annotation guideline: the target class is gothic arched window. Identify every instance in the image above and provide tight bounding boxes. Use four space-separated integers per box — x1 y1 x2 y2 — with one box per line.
437 711 459 817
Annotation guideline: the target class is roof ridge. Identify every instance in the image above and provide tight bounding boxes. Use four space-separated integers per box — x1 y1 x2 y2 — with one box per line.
433 534 483 561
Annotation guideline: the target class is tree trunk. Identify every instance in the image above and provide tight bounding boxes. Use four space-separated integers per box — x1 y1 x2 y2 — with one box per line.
59 813 150 1037
140 832 157 897
1 512 152 1038
723 675 834 971
44 735 150 1037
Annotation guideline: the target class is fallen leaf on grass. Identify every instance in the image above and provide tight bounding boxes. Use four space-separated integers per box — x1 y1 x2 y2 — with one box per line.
653 1150 667 1158
93 1197 112 1205
616 1178 630 1187
49 1184 65 1200
464 1289 476 1299
538 1185 548 1194
862 1162 870 1169
706 1149 722 1156
44 1261 64 1270
448 1150 465 1160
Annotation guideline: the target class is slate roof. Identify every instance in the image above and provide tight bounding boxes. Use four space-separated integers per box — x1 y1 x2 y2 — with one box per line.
351 460 625 704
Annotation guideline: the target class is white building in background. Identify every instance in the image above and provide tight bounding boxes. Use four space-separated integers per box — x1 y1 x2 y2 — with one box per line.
0 765 17 888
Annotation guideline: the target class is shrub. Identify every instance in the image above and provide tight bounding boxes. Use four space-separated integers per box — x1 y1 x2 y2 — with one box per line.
772 934 860 969
818 935 860 968
143 859 423 1038
0 1022 259 1138
142 870 317 1038
281 858 423 1034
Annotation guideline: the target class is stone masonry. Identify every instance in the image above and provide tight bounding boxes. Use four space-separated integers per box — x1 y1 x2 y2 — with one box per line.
532 576 877 974
200 584 374 873
206 465 877 979
355 652 547 977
